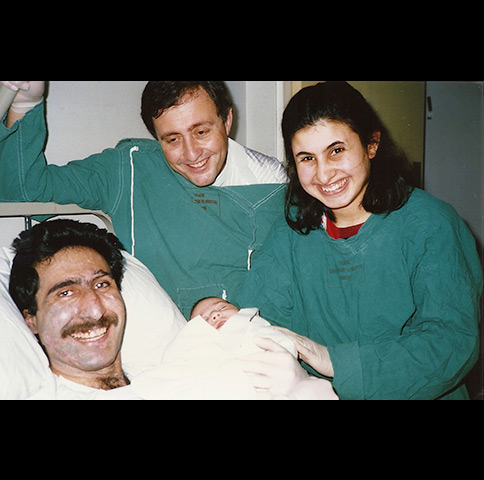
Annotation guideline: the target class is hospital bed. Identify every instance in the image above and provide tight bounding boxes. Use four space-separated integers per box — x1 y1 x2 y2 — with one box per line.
0 202 114 232
0 202 187 399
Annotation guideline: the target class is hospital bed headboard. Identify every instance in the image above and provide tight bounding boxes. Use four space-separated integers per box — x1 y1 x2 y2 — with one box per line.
0 202 114 232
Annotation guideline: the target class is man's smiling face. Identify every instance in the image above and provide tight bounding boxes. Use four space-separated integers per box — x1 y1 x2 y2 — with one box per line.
24 246 126 379
153 87 233 187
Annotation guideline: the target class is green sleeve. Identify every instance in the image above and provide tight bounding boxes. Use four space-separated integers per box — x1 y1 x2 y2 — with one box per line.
0 101 122 214
329 210 482 400
235 223 295 328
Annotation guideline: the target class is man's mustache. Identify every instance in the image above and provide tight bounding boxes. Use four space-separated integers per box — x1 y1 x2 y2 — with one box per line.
61 314 119 338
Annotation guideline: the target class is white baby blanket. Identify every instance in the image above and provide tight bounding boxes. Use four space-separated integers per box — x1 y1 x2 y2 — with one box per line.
131 308 297 400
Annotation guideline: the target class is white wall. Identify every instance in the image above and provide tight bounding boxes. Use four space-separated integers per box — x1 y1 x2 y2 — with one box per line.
226 81 291 160
44 81 150 166
225 81 247 146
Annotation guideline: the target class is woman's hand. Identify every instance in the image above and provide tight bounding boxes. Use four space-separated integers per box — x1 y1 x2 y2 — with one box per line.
237 336 338 400
237 337 338 400
238 336 308 399
274 327 335 378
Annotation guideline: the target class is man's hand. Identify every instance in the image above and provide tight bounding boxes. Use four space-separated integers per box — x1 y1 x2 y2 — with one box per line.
1 81 45 127
0 81 45 106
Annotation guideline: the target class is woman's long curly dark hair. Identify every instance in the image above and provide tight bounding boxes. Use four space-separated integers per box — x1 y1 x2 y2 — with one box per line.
282 81 415 235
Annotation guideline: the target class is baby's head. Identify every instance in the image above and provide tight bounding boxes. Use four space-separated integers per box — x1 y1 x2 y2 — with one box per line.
190 297 240 330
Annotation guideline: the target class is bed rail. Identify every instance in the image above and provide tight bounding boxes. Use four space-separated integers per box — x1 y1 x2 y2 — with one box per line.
0 203 114 233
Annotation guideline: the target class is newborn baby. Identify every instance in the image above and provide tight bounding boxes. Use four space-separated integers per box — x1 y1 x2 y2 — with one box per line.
191 297 257 330
190 297 298 358
131 297 297 399
190 297 297 356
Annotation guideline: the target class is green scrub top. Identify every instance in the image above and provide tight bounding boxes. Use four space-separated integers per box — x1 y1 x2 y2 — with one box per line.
236 189 482 400
0 103 286 318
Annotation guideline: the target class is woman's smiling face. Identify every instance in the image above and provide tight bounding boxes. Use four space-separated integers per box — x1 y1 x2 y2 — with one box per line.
292 120 380 227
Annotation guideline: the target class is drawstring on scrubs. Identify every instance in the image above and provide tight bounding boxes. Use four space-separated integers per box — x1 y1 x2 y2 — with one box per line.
129 145 139 256
247 249 254 270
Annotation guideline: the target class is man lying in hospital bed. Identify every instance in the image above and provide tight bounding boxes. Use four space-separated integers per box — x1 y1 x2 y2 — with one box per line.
0 220 187 399
1 219 337 400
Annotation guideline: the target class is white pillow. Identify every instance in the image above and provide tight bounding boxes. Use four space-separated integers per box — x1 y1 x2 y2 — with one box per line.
120 251 187 377
0 247 186 399
0 247 53 399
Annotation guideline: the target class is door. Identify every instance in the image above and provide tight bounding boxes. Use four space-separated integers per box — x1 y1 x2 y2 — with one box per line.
424 81 483 249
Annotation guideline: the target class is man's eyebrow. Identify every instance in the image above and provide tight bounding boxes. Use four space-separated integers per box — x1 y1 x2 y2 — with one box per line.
190 121 213 130
47 279 79 296
162 121 214 138
46 270 112 296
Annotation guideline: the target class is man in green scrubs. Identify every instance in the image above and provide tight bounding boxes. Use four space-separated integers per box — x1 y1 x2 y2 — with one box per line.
0 81 287 318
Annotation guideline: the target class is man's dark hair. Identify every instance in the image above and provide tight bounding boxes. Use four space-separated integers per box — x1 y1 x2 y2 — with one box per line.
9 219 126 316
141 81 233 139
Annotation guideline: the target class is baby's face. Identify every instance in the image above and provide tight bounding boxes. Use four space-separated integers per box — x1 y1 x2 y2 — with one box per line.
191 298 239 330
